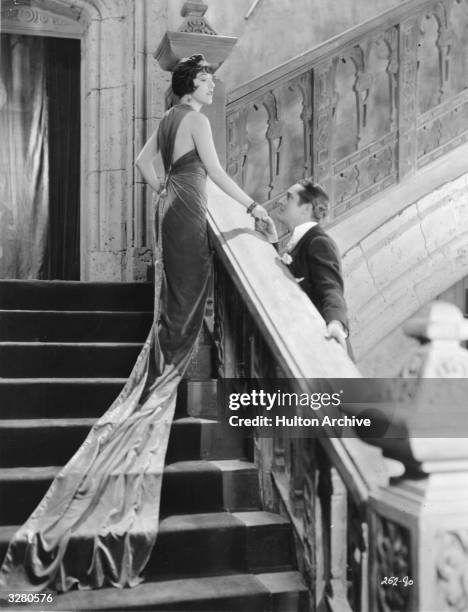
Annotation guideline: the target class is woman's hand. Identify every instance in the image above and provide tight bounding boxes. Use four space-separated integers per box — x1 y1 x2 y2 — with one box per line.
249 204 269 220
255 216 278 243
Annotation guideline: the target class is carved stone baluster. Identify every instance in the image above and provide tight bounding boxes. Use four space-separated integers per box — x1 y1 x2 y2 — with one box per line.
372 515 411 612
213 257 236 378
328 467 348 607
313 60 336 202
289 439 305 517
273 434 286 474
398 16 419 180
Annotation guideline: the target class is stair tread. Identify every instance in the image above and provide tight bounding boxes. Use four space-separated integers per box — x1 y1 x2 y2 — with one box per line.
0 512 289 544
0 416 217 428
0 341 143 347
0 378 128 383
0 309 153 315
0 460 256 481
29 571 307 610
165 459 255 473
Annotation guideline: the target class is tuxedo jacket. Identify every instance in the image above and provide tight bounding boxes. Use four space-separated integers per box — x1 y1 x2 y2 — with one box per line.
287 225 348 331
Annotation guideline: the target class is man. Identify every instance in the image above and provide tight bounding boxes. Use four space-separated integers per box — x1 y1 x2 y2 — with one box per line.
260 179 349 351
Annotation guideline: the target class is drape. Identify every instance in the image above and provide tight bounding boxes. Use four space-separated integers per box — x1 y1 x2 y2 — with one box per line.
45 37 80 280
0 34 49 279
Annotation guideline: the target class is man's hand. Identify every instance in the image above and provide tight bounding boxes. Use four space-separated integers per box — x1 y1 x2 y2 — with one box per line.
325 320 348 350
255 217 278 243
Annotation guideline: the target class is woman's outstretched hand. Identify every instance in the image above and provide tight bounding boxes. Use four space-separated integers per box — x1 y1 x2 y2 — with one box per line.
250 204 269 220
255 216 278 243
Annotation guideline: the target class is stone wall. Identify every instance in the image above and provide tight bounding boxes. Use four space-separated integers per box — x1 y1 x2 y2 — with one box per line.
213 0 407 91
344 171 468 371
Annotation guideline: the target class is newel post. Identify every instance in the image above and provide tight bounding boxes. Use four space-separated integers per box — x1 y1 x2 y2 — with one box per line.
367 302 468 611
153 0 237 165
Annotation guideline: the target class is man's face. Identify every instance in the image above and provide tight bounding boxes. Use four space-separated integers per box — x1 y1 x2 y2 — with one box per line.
277 183 311 231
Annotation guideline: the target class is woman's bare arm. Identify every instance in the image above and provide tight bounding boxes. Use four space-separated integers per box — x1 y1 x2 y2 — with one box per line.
191 112 267 217
135 130 160 193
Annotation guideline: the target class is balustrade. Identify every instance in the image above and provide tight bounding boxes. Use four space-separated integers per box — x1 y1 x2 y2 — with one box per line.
212 232 468 610
226 0 468 225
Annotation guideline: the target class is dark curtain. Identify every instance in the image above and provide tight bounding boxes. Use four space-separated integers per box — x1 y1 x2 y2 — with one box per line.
0 34 49 279
45 37 80 280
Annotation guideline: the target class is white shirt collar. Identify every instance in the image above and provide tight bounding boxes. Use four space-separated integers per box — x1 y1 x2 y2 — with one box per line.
286 221 317 253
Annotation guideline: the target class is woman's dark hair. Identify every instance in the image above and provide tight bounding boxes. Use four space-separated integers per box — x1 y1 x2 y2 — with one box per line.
171 54 213 98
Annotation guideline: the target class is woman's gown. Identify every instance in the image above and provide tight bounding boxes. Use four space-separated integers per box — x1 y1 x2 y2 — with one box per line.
0 104 212 592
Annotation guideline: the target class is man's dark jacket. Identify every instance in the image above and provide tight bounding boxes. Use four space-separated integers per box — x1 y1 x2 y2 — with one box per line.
287 224 348 331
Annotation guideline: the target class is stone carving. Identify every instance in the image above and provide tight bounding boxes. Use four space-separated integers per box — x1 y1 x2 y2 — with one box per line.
436 530 468 611
1 1 81 32
399 302 468 378
263 91 284 198
179 17 217 35
347 501 368 612
226 109 249 185
178 1 217 36
398 17 418 179
225 0 468 221
417 92 468 165
375 516 411 612
313 60 336 195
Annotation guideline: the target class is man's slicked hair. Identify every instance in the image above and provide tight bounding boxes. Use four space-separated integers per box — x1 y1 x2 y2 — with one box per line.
296 179 329 221
171 54 213 98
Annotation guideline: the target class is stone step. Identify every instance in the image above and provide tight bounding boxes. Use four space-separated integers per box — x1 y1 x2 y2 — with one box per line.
0 378 218 420
0 460 261 525
0 280 154 312
0 310 153 342
0 570 309 610
0 417 244 467
0 511 294 581
0 342 142 378
0 378 127 419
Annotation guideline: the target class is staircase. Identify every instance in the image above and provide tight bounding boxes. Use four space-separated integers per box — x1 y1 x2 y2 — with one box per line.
0 280 308 611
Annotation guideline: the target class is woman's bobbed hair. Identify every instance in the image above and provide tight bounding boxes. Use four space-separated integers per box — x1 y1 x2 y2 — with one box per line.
171 54 213 98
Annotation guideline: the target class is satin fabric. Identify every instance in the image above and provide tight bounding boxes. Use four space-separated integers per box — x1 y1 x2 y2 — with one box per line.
0 104 211 591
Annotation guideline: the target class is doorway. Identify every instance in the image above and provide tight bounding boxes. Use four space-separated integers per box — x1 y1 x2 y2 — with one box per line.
0 34 80 280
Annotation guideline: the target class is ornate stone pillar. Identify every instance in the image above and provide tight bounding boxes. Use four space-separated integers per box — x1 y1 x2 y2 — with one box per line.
365 302 468 611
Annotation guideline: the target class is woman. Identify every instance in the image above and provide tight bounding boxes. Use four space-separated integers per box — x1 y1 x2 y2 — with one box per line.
0 54 272 593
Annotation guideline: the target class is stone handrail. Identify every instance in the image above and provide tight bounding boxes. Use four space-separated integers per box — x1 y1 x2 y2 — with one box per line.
207 179 389 609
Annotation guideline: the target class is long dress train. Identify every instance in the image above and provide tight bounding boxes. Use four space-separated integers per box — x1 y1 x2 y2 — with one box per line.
0 104 211 592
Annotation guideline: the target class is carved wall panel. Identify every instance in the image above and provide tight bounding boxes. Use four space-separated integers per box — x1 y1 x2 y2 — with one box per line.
333 52 361 163
436 529 468 611
361 31 398 146
449 0 468 96
333 136 397 217
226 0 468 219
374 516 411 612
242 102 270 203
313 60 335 197
272 78 308 195
347 496 368 612
417 12 444 114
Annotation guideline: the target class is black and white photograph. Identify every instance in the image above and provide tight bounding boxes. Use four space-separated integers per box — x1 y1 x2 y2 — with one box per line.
1 0 468 610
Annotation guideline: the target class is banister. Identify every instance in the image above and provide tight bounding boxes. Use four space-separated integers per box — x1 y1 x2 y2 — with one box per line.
207 179 388 505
